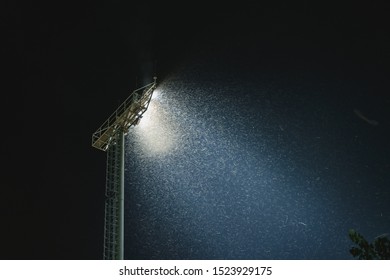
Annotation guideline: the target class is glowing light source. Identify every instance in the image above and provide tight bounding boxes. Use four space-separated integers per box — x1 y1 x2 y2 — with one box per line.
132 88 180 156
151 88 160 101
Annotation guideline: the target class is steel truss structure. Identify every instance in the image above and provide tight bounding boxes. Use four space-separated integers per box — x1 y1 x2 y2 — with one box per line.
92 77 157 259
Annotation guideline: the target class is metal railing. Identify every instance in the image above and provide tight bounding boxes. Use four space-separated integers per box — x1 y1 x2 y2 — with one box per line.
92 78 157 151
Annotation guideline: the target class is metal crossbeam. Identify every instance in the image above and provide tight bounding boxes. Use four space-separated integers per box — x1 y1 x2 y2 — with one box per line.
92 77 157 151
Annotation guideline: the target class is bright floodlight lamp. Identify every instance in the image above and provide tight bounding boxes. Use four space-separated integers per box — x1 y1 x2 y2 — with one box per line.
92 77 157 260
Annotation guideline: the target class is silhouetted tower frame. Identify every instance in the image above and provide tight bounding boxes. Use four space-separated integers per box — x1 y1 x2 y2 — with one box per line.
92 77 157 260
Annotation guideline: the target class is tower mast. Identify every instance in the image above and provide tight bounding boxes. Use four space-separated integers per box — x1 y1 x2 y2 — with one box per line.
92 77 157 259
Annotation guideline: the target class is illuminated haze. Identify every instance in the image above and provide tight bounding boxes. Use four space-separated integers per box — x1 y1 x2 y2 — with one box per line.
124 58 390 259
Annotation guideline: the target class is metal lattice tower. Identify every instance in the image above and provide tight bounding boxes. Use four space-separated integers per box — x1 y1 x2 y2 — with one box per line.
92 77 157 259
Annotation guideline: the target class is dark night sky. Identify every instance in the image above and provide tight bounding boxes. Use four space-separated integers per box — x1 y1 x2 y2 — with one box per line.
2 1 390 259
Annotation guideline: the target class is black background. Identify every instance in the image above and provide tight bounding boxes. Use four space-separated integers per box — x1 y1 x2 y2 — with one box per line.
2 1 389 259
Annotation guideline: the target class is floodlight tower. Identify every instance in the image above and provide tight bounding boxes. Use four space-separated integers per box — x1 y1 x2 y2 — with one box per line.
92 77 157 260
